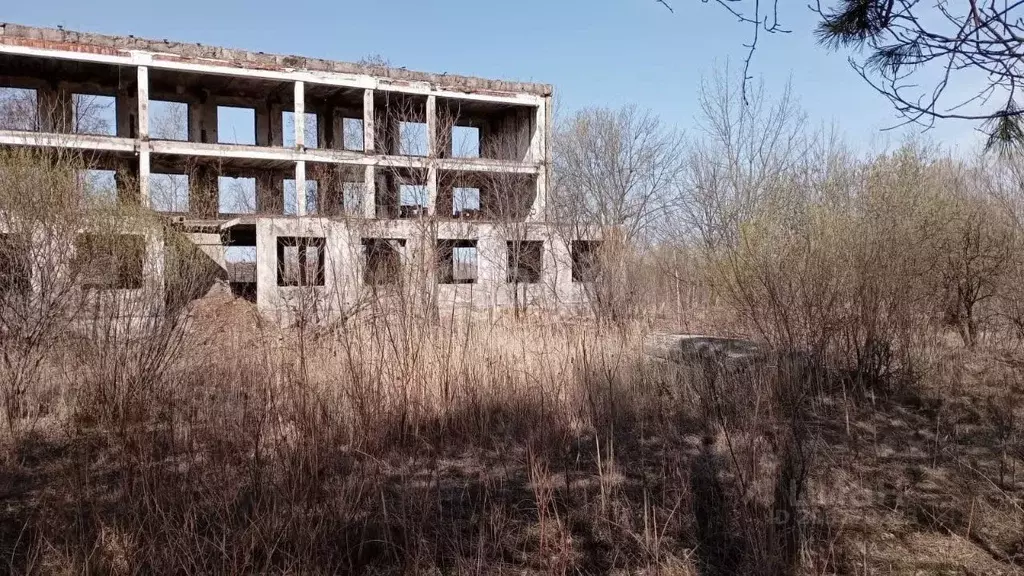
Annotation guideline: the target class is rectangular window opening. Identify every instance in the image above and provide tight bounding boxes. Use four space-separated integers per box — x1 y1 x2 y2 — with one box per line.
452 187 481 219
75 234 145 290
452 125 480 158
217 106 256 145
284 179 319 215
283 111 318 148
438 239 478 285
343 117 364 151
72 93 116 136
362 238 405 285
79 169 117 204
276 236 325 287
343 181 364 216
508 240 543 284
150 173 189 212
571 241 601 283
219 176 256 215
149 100 189 140
0 87 38 131
399 183 428 219
399 121 428 156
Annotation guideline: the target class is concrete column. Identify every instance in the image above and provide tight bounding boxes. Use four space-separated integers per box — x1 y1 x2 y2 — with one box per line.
426 94 437 157
333 109 346 150
189 96 218 143
201 101 218 144
38 84 72 133
363 89 375 154
318 167 341 216
293 81 305 149
115 160 141 204
144 231 166 315
255 102 271 146
138 150 151 208
529 169 546 223
256 100 285 146
426 166 438 217
530 100 545 164
295 160 307 216
115 87 138 138
270 103 284 146
190 166 218 218
187 98 200 142
477 225 503 305
136 67 150 140
319 106 337 149
137 66 151 207
256 172 283 214
362 165 376 218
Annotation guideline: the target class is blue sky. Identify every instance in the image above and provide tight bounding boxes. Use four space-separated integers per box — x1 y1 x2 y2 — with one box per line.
5 0 986 152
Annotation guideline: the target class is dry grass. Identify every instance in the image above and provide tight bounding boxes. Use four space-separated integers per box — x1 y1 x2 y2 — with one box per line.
1 288 1022 574
2 127 1024 574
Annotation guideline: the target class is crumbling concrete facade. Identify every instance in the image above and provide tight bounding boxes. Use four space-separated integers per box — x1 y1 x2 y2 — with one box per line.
0 23 597 320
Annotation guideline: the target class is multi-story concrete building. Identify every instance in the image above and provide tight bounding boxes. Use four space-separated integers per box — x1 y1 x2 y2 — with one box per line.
0 23 599 320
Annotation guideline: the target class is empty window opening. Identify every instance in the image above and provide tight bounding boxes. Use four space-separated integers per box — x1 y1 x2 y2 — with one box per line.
452 187 481 219
399 121 428 156
452 125 480 158
226 245 257 300
217 106 256 145
438 239 478 285
219 176 256 214
571 241 602 283
72 93 115 136
276 237 325 287
343 117 364 151
75 234 145 290
362 238 405 285
284 179 319 215
149 100 189 140
283 111 318 148
399 184 428 218
150 173 189 212
226 246 256 263
508 241 543 284
0 87 38 131
343 181 364 215
79 169 117 203
0 234 31 298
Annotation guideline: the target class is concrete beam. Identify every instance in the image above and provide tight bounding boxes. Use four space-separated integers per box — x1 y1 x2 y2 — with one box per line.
0 130 137 152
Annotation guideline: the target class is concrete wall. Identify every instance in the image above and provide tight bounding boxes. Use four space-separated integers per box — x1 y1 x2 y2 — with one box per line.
255 217 593 323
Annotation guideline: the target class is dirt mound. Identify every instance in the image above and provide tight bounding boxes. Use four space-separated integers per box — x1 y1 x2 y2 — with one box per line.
184 281 267 354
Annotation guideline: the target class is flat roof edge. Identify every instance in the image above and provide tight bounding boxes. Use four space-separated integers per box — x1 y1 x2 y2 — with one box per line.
0 22 554 98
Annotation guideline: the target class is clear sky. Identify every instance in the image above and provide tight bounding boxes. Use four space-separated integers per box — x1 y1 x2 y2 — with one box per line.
3 0 986 153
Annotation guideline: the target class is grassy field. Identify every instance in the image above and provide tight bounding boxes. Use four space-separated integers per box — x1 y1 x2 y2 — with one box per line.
1 282 1021 574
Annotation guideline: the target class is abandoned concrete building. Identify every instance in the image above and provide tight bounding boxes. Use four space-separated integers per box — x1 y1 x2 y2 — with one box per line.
0 23 599 320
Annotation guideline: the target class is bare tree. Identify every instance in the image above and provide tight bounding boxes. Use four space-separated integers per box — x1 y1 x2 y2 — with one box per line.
0 87 38 131
657 1 1024 149
673 70 812 251
552 105 684 243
